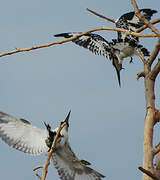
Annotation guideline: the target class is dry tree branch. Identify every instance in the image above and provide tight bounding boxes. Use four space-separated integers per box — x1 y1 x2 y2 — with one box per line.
35 173 42 180
86 8 115 23
138 167 160 180
131 0 160 37
0 27 157 58
148 38 160 66
136 49 146 64
136 72 145 80
33 121 67 180
136 18 160 33
150 59 160 81
155 109 160 123
33 166 43 171
152 143 160 156
86 8 160 34
131 2 160 180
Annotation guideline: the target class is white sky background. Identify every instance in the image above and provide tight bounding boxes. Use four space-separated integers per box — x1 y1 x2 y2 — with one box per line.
0 0 160 179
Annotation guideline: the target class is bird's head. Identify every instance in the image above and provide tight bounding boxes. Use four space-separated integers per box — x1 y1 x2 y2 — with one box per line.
44 111 71 150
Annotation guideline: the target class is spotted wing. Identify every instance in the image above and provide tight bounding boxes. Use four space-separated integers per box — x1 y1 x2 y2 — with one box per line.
0 112 49 155
116 9 157 40
52 143 105 180
54 32 112 60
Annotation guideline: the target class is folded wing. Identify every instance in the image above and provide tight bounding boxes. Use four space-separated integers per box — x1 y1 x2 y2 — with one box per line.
0 112 49 155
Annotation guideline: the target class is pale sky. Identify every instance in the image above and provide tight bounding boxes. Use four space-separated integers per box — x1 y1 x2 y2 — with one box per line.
0 0 160 180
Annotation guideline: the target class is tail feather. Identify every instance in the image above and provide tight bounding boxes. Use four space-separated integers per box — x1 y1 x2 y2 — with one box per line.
140 9 157 21
137 45 150 57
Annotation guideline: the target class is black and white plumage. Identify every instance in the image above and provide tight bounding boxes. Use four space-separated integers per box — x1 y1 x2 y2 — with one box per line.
0 111 105 180
54 8 157 86
115 8 157 41
54 32 149 86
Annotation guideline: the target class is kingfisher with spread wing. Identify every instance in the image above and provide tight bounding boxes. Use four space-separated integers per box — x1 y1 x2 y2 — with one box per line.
0 111 105 180
54 9 157 86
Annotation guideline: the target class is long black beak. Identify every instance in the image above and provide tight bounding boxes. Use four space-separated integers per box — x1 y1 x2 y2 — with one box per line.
44 122 51 131
64 110 71 127
112 57 122 87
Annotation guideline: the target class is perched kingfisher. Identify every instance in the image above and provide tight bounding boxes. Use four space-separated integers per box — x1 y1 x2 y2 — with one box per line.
0 111 105 180
115 8 157 41
54 9 157 86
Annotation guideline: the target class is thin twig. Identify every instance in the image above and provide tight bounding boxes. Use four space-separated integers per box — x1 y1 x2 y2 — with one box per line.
0 27 157 58
33 121 67 180
148 38 160 66
86 8 160 34
41 121 67 180
136 49 146 64
138 166 159 180
136 18 160 33
86 8 115 23
152 142 160 155
150 59 160 81
33 165 43 171
136 71 145 80
35 173 42 180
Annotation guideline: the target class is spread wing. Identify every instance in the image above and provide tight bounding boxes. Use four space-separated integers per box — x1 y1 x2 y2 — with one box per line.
52 143 105 180
115 9 157 40
54 32 112 60
55 32 122 86
0 112 49 155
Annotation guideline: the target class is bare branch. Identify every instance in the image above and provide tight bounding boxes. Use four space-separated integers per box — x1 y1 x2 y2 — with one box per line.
148 38 160 66
152 143 160 156
33 121 67 180
138 166 160 180
136 49 146 64
0 27 157 58
136 71 145 80
35 173 42 180
86 8 115 23
149 59 160 81
136 18 160 33
131 0 160 37
86 8 160 34
33 166 43 171
40 121 67 180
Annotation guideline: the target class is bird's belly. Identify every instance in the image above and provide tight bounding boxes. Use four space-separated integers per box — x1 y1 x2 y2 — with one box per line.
119 47 135 59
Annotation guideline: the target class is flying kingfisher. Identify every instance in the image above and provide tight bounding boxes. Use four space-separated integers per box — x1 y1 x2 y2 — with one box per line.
0 111 105 180
54 9 157 86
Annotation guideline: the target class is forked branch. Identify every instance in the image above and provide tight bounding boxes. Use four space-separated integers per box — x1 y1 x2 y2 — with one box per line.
86 7 160 34
131 0 160 37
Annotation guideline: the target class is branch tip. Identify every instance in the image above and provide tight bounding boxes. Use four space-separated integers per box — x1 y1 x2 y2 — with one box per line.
86 8 115 23
136 72 145 80
33 165 44 171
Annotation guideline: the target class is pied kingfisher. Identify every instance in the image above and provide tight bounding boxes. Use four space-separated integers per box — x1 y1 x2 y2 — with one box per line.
54 9 157 86
0 111 105 180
